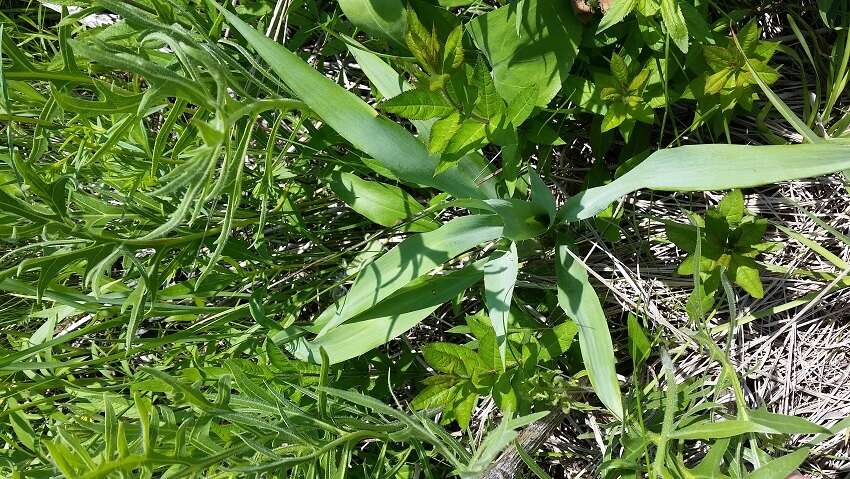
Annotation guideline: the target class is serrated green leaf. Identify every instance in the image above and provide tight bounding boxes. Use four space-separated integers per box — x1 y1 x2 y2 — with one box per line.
705 69 733 94
443 24 464 71
729 253 763 298
493 374 518 413
423 342 484 377
429 112 462 154
601 102 627 132
411 375 459 410
610 52 629 86
717 190 745 225
444 120 488 157
472 57 504 120
452 388 478 430
660 0 689 53
537 321 578 362
379 88 454 120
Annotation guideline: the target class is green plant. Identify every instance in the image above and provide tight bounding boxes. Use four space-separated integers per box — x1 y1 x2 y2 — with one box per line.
666 190 780 319
2 0 850 477
412 311 578 428
599 52 656 136
604 336 832 479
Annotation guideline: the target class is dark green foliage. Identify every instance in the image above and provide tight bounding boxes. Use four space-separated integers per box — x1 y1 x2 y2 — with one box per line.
666 190 779 319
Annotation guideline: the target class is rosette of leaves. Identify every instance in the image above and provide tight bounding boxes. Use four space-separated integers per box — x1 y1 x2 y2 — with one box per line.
687 20 780 113
411 311 577 428
600 52 656 139
665 190 780 319
378 9 527 175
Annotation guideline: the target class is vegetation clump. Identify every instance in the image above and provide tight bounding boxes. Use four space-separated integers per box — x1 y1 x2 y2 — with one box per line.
1 0 849 477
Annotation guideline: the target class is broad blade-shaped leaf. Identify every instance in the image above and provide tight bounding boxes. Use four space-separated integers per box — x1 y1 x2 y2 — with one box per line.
529 170 556 227
598 0 638 33
560 143 850 222
214 3 491 200
337 0 407 47
285 261 486 364
483 242 518 365
555 236 623 419
748 409 830 435
743 448 809 479
329 172 439 232
467 0 581 110
314 214 503 335
670 419 777 440
482 198 549 241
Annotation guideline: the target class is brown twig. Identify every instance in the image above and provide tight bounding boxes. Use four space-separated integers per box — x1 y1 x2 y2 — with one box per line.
481 410 566 479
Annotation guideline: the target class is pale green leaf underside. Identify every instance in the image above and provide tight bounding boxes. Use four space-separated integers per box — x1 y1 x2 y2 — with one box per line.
560 143 850 222
285 262 486 364
483 242 518 365
556 237 623 419
743 449 809 479
337 0 407 46
329 172 439 232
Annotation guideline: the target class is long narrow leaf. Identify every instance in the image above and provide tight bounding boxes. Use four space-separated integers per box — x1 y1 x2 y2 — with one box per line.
337 0 406 47
743 449 809 479
212 2 492 200
555 236 623 419
288 262 486 364
483 242 518 366
560 143 850 222
314 215 503 335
